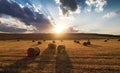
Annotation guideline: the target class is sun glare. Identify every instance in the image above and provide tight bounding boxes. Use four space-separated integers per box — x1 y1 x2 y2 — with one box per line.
54 25 64 34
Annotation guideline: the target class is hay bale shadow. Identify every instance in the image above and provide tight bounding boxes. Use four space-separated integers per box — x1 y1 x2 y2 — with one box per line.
38 41 42 45
37 45 56 71
104 40 108 42
1 56 37 73
31 44 39 47
31 42 41 47
86 44 102 48
118 39 120 41
55 45 73 73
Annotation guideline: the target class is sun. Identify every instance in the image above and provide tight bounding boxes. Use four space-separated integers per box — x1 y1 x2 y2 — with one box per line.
54 25 64 34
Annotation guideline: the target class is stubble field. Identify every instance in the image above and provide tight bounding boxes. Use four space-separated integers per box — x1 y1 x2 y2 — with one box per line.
0 39 120 73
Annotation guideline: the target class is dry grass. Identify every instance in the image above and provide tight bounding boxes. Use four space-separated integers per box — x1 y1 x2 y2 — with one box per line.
0 39 120 73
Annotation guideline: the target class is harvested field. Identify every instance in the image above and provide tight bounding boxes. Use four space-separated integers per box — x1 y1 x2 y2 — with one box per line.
0 39 120 73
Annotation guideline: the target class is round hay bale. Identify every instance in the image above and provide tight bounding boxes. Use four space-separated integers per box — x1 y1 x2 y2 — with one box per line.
38 41 42 44
52 40 55 43
48 43 56 49
76 41 80 43
118 39 120 41
83 42 88 46
17 39 20 41
87 39 91 45
57 45 66 53
34 47 40 56
74 40 76 43
87 41 91 45
32 40 35 42
104 40 107 42
27 47 40 57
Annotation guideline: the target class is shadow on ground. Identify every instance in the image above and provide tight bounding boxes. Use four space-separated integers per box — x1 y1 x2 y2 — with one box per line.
1 56 37 73
37 47 56 72
0 46 56 73
0 45 73 73
55 47 73 73
87 44 102 48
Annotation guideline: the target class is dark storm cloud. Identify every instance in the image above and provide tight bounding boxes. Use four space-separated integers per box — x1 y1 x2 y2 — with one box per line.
0 14 37 32
0 25 26 32
0 0 25 18
59 0 78 16
0 0 53 33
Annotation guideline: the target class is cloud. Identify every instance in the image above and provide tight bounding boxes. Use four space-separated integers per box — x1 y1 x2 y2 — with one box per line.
103 12 117 19
65 26 79 33
0 0 53 33
55 0 60 4
55 0 80 16
0 14 37 32
85 0 107 12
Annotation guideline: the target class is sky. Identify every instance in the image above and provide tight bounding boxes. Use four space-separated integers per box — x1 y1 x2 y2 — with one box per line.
0 0 120 35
